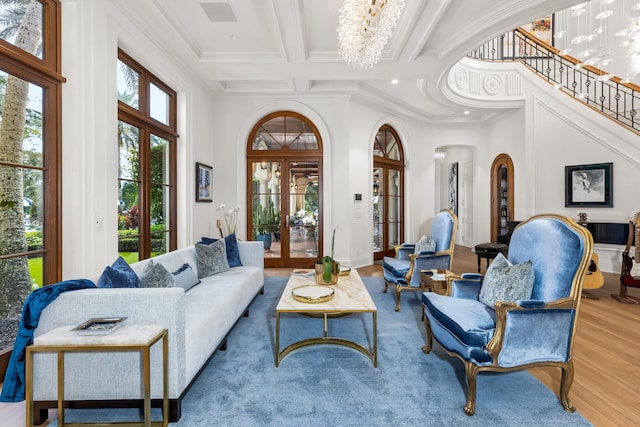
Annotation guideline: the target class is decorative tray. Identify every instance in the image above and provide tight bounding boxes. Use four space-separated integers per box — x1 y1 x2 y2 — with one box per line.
72 317 127 335
291 269 314 278
338 265 351 276
291 285 335 303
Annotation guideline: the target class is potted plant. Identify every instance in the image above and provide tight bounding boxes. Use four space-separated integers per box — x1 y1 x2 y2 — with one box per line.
253 205 269 249
253 199 279 250
315 225 339 285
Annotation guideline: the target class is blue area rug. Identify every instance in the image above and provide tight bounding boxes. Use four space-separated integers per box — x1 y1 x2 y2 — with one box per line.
54 276 591 426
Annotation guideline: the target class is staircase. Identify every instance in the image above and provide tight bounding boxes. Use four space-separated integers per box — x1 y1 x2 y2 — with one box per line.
469 28 639 135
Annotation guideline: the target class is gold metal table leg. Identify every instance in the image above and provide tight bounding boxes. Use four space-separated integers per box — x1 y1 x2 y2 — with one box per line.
373 311 378 368
25 348 34 427
57 350 64 425
143 345 151 427
276 310 378 367
275 312 281 367
163 331 168 427
323 313 328 337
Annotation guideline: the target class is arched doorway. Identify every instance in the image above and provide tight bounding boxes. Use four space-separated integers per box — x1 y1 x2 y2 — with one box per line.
490 153 514 242
246 111 323 268
373 125 405 260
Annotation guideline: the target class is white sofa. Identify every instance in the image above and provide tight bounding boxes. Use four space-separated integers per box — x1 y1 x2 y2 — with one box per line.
31 240 264 422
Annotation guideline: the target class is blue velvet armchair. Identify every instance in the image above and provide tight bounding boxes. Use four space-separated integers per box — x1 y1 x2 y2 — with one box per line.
421 214 593 415
383 209 457 311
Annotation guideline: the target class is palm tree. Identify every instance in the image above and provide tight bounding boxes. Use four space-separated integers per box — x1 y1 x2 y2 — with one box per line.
0 0 42 318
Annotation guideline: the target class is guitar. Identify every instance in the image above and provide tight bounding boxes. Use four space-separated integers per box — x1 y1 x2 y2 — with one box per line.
583 252 604 290
612 212 640 304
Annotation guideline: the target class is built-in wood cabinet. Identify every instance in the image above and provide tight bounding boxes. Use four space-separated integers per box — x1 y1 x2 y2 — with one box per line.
490 154 514 243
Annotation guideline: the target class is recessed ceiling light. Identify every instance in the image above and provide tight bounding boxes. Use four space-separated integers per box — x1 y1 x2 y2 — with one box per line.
463 110 470 115
391 79 399 85
228 34 237 39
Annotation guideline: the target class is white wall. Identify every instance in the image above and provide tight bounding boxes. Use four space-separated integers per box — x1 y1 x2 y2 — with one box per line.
61 0 217 279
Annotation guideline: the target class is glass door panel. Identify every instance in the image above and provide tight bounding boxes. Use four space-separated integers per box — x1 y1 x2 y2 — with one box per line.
289 161 319 261
372 167 383 253
388 169 401 250
251 161 281 258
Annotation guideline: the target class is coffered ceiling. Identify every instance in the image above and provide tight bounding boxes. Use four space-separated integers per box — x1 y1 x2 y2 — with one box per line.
124 0 585 121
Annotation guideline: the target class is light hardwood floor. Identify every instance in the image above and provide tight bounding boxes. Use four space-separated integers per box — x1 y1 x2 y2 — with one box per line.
2 245 638 426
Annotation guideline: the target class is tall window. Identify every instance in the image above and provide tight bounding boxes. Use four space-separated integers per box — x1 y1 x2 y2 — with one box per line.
0 0 63 338
117 49 177 262
373 125 404 260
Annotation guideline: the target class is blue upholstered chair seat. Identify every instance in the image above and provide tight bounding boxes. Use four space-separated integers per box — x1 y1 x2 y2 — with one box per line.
382 257 410 280
422 292 495 348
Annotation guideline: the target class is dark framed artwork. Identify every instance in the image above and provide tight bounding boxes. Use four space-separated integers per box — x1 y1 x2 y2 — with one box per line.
564 162 612 207
196 162 213 202
448 162 458 215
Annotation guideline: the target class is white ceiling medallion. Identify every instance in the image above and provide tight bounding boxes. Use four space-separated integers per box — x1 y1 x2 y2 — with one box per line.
483 74 503 95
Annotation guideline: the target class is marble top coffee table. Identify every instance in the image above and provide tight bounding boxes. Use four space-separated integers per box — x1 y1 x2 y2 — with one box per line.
275 269 377 367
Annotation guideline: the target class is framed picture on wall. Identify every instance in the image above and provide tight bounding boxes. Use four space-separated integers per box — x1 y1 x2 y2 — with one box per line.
196 162 213 202
564 162 612 207
449 162 458 215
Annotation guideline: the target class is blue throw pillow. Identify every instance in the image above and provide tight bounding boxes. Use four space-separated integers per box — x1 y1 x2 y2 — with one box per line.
97 256 141 288
199 233 243 267
172 263 201 292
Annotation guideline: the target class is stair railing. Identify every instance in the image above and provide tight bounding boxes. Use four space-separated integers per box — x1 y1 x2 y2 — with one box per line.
469 28 639 134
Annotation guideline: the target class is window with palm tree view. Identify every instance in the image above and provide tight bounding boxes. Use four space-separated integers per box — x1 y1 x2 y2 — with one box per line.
0 0 63 356
117 49 177 263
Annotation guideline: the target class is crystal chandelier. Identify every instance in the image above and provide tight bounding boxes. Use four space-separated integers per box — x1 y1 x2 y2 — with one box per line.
337 0 405 69
433 149 447 160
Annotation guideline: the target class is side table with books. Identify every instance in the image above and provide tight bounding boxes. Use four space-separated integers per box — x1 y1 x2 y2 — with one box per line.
25 322 168 427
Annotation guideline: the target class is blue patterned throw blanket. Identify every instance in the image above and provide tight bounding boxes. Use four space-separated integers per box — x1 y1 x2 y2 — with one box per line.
0 279 96 402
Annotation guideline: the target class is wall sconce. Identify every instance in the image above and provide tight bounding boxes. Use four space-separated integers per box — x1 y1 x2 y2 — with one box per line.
275 169 281 178
373 181 380 196
260 161 267 170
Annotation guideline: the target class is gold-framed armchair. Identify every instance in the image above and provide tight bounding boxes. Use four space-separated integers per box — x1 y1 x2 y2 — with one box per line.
382 209 458 311
421 214 593 415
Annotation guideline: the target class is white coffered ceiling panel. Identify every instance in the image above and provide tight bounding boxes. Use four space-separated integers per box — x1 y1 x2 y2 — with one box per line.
144 0 585 120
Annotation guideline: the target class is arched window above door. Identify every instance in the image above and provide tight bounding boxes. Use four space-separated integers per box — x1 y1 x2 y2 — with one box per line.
373 125 403 162
249 112 322 153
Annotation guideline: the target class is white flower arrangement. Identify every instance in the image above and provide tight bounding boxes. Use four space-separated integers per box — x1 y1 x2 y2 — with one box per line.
217 203 241 236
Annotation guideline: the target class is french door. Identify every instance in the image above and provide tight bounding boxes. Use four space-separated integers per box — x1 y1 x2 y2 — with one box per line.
372 125 404 260
373 166 403 260
247 112 323 268
248 159 321 268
